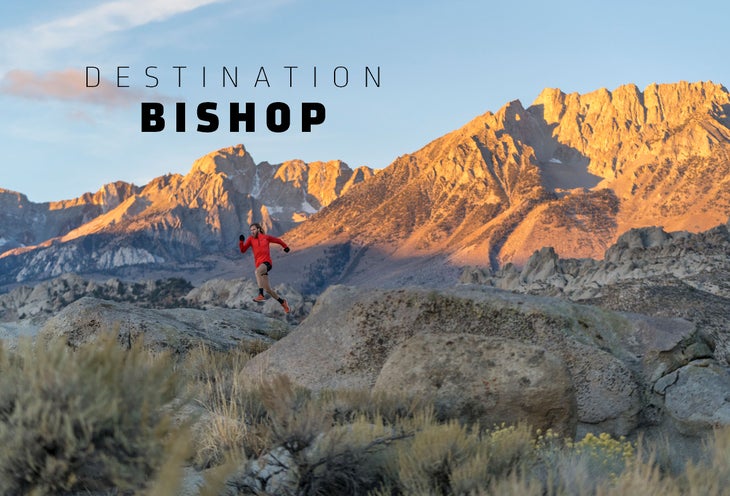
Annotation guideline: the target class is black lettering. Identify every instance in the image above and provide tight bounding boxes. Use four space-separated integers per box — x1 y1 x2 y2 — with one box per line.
223 66 237 87
230 102 255 132
365 66 380 87
285 65 298 87
145 66 159 88
175 102 186 132
254 66 270 87
141 102 165 132
302 102 326 132
85 66 100 87
333 66 348 88
173 65 186 87
266 102 290 132
197 102 219 132
116 66 130 87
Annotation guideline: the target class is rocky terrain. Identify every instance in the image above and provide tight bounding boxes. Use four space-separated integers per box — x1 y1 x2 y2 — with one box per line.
4 263 725 446
462 220 730 363
0 221 727 491
0 272 310 350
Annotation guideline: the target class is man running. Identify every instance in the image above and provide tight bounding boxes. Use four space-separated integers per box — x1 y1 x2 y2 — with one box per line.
239 222 291 313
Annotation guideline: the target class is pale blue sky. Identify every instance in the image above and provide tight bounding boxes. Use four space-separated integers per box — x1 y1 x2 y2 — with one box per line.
0 0 726 202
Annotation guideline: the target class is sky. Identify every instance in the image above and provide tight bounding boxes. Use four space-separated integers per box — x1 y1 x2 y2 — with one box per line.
0 0 727 203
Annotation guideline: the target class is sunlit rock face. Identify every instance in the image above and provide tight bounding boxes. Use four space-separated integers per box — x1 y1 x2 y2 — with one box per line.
289 81 730 271
0 145 372 284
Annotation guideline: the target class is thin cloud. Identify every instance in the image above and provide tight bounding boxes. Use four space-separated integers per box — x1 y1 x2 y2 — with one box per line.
28 0 230 52
0 0 294 106
0 69 157 108
0 0 230 72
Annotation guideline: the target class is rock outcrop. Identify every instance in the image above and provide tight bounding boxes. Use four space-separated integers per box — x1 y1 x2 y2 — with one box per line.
655 359 730 436
38 296 290 354
373 333 577 436
243 285 718 437
468 221 730 300
0 275 308 348
463 221 730 365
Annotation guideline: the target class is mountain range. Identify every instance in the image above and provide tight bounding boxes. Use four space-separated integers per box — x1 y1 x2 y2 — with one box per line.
1 80 728 291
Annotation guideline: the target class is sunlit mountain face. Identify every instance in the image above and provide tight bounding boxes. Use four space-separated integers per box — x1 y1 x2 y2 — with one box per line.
288 81 730 269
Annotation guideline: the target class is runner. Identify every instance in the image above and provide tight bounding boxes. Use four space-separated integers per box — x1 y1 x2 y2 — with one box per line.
239 223 291 313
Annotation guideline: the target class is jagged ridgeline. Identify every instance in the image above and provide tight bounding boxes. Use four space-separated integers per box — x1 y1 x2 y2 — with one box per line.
1 81 728 291
287 81 730 270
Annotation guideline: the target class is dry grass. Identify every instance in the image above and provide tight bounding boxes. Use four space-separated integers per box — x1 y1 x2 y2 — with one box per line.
1 335 728 495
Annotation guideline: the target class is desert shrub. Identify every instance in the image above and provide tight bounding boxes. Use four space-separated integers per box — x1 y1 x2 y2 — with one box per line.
443 423 536 494
317 388 430 426
193 387 251 469
603 450 682 496
299 417 404 496
227 385 429 495
482 423 536 477
396 421 536 496
193 379 271 468
261 375 327 454
543 431 635 495
0 333 184 495
483 471 546 496
396 415 485 495
186 344 270 467
183 343 254 396
682 426 730 496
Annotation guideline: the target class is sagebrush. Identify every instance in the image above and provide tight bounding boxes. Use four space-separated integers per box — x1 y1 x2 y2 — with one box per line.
1 334 728 495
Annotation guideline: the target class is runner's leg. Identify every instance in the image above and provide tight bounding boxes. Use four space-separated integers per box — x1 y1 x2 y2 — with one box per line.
257 263 280 300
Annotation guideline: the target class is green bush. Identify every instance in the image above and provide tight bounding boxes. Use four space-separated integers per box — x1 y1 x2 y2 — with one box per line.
0 334 184 495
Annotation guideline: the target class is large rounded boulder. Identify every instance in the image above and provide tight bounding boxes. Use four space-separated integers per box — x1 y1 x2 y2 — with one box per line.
373 333 577 436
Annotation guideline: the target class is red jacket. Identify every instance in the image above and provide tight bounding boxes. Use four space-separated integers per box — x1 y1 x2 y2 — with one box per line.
239 234 288 267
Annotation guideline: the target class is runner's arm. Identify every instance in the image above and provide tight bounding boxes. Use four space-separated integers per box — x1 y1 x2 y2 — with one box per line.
267 235 289 251
239 237 251 253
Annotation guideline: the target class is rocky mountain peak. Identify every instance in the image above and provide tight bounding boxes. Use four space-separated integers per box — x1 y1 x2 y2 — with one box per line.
50 181 141 213
532 81 728 129
188 144 255 177
0 188 30 205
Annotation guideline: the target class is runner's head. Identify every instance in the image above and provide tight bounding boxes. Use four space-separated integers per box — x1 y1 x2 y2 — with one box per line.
249 223 264 236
